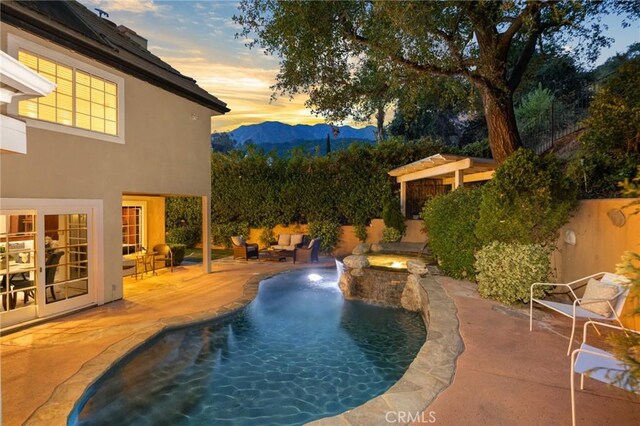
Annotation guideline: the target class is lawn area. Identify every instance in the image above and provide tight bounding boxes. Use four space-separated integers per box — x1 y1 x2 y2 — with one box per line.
183 248 233 263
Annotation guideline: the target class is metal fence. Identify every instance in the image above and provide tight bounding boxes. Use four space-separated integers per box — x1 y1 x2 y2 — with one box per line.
521 80 603 154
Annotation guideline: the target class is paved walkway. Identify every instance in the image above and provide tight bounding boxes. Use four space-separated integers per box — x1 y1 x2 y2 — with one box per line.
1 260 639 425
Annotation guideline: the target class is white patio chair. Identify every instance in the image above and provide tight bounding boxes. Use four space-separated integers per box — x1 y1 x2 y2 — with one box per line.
570 321 640 426
530 272 630 355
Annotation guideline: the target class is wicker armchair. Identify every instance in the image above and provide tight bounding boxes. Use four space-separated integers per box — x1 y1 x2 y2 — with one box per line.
231 236 259 260
295 238 320 264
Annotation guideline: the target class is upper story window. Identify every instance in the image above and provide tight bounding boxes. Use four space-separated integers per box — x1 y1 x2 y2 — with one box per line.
17 50 118 136
8 33 125 144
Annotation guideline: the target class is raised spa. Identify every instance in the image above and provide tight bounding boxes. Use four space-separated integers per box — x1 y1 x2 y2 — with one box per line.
71 269 426 425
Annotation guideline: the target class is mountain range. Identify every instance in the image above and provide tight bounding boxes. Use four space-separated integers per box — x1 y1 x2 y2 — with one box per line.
228 121 376 145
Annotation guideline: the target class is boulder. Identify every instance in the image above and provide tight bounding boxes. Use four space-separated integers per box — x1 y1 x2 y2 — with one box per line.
352 243 371 255
407 259 429 277
343 255 369 269
351 267 364 277
401 274 423 312
370 243 384 253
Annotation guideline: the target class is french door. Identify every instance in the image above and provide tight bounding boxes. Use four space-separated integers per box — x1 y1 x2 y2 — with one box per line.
0 201 99 328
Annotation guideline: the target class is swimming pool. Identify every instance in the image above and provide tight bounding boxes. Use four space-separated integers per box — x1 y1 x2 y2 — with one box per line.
71 269 426 425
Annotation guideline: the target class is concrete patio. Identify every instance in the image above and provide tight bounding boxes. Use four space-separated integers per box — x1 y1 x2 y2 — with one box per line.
1 259 639 425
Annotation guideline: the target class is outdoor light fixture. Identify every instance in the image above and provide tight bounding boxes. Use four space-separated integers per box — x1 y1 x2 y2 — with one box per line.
308 273 322 282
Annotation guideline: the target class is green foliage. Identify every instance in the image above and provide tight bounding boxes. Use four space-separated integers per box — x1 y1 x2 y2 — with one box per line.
476 149 576 246
167 243 186 266
382 198 406 235
259 227 275 247
516 85 554 140
570 57 640 198
421 187 482 279
210 138 445 228
165 197 202 247
475 241 550 305
166 226 200 248
308 221 342 254
381 227 402 243
211 222 250 248
354 223 368 242
235 1 638 162
210 132 237 153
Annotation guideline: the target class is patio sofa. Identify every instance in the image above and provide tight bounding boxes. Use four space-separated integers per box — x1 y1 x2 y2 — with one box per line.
270 233 307 251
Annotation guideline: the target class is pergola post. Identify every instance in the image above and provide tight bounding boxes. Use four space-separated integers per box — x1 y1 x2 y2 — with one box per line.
202 195 211 273
454 169 464 189
400 181 407 218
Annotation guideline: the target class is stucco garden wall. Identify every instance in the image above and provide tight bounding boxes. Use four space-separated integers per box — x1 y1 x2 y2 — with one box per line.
552 198 640 329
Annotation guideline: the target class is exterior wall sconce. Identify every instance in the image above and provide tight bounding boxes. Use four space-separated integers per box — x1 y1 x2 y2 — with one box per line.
191 112 199 121
606 208 626 227
564 229 576 245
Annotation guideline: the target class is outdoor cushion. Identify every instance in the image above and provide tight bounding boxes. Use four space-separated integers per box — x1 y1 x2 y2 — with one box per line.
277 234 291 246
271 244 296 251
580 278 618 317
231 236 245 247
308 238 320 249
290 234 304 247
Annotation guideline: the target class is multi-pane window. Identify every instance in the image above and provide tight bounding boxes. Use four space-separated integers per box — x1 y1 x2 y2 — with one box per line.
17 50 118 136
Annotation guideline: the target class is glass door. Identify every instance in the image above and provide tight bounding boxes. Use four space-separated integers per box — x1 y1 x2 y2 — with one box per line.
37 209 93 317
0 211 39 327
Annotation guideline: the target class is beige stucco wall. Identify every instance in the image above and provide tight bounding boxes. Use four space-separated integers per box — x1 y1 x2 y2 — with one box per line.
0 25 214 303
552 199 640 329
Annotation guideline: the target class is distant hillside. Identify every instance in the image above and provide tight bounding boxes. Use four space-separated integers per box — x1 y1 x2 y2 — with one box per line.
229 121 376 145
257 138 375 157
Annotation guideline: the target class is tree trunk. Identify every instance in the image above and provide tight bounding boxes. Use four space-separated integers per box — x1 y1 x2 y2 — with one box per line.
479 86 522 163
375 106 385 143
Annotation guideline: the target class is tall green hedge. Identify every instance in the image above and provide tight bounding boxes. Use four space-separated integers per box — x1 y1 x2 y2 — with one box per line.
421 187 482 279
210 138 449 227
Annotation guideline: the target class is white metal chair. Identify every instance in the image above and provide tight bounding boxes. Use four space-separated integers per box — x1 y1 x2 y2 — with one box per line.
530 272 630 355
570 321 639 426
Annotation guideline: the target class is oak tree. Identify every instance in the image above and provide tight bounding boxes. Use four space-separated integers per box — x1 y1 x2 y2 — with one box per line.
235 0 638 163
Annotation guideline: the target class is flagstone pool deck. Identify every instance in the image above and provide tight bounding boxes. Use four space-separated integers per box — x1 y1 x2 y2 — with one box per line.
1 259 639 425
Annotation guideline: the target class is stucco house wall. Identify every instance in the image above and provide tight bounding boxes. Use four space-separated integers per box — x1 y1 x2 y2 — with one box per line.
0 24 213 303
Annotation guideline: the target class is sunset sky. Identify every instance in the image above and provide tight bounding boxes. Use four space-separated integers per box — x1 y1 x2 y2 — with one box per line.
82 0 639 133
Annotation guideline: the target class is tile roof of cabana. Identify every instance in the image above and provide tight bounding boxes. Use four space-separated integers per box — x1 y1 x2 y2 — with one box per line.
388 153 497 184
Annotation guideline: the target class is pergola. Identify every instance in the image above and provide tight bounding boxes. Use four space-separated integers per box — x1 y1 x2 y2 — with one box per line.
388 153 497 217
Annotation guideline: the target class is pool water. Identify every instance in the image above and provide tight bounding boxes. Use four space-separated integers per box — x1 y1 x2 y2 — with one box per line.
72 269 426 425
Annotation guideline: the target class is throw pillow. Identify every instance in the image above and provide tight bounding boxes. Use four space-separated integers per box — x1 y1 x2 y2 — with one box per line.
277 234 291 246
290 234 304 247
308 238 319 249
580 278 619 317
231 236 245 247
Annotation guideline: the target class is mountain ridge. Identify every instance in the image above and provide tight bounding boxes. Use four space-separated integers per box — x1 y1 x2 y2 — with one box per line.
227 121 376 145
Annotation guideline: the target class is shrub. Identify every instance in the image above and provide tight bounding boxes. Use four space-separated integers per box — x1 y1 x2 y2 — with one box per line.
211 222 250 248
382 198 406 235
259 227 275 247
475 241 550 305
354 223 368 242
168 243 186 266
166 225 200 248
308 220 342 254
569 57 640 198
476 148 576 246
381 227 402 242
421 187 482 279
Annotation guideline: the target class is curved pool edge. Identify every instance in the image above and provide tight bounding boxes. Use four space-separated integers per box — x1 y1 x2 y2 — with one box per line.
23 273 268 426
308 274 464 426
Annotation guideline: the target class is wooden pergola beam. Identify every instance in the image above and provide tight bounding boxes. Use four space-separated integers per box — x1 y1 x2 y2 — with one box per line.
396 158 472 183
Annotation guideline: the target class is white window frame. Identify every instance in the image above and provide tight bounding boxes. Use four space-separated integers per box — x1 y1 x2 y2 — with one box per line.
122 200 147 252
7 33 126 144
